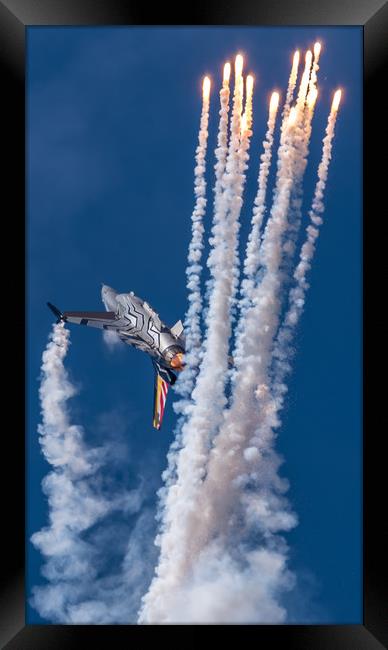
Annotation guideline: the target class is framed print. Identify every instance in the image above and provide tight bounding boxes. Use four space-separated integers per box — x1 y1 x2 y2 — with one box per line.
0 0 386 646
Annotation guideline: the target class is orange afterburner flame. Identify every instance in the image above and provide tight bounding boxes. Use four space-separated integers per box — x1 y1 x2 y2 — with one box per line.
202 76 211 101
170 352 184 371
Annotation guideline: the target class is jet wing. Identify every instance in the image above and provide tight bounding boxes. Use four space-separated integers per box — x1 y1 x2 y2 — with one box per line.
62 311 125 330
152 371 169 430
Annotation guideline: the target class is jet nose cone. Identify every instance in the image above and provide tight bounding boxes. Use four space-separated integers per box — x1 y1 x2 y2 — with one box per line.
101 283 116 294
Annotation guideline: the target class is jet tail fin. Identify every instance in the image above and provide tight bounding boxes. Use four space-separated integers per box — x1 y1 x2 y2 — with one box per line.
152 371 169 430
151 359 176 430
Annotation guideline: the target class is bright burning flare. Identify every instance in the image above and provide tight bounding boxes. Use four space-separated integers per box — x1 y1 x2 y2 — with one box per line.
332 89 342 112
270 91 280 114
307 87 318 109
223 62 231 84
314 42 322 58
235 54 244 78
203 76 211 102
241 113 247 134
293 50 300 67
288 106 297 127
246 74 254 96
305 50 312 66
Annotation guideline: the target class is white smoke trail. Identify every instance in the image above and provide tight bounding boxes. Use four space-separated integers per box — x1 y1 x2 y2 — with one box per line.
281 47 319 277
309 42 321 99
103 329 121 349
155 66 232 555
295 50 313 115
31 323 155 623
283 50 300 122
232 52 300 375
213 63 231 219
229 73 254 323
272 95 341 403
237 92 280 338
138 541 295 623
202 63 231 345
163 80 212 502
175 78 211 400
166 72 229 497
236 51 311 327
139 57 248 622
154 79 213 515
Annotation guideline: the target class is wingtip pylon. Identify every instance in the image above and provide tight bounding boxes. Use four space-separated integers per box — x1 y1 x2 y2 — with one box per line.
47 302 64 323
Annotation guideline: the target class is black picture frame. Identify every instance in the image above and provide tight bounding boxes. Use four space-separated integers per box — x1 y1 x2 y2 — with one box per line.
1 0 386 646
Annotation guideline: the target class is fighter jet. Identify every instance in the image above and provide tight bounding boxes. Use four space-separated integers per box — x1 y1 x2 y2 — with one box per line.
47 285 185 430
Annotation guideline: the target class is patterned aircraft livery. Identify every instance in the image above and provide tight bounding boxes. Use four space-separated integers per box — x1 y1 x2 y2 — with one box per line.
47 285 185 429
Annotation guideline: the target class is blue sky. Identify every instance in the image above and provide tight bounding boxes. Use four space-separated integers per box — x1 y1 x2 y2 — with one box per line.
27 26 362 623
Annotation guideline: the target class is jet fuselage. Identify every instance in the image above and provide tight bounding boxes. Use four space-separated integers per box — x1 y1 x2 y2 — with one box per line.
101 285 185 372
